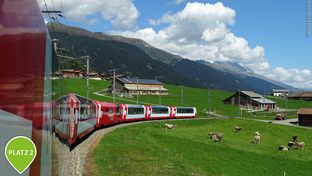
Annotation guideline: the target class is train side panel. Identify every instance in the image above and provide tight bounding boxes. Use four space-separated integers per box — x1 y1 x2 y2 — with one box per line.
150 106 170 119
175 107 196 118
124 104 146 121
0 0 52 175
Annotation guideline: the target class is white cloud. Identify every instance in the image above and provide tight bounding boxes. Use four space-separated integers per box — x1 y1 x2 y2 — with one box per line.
265 68 312 88
112 2 312 89
37 0 139 30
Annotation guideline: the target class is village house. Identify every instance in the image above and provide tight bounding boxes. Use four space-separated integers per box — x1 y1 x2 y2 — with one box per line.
288 91 312 101
271 89 289 97
61 69 83 78
297 108 312 126
85 72 101 80
223 91 276 110
111 77 168 96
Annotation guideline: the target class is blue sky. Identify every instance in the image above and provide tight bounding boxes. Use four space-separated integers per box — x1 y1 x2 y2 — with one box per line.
40 0 312 88
134 0 311 70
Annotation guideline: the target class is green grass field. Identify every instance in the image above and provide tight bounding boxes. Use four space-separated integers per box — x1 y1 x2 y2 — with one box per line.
53 78 312 175
92 119 312 176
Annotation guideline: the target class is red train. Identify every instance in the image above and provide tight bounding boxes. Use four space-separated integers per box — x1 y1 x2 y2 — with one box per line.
53 93 196 147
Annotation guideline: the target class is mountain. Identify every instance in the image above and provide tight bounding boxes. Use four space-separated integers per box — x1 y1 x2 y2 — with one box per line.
196 60 255 75
48 23 296 93
196 60 300 92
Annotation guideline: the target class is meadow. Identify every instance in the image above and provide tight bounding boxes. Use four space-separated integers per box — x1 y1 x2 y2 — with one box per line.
53 78 312 175
92 119 312 176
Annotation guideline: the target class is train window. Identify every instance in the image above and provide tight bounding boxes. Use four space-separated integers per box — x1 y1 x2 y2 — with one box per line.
74 108 79 122
152 107 168 114
81 106 90 120
106 108 113 114
177 108 194 114
128 107 144 114
116 107 120 115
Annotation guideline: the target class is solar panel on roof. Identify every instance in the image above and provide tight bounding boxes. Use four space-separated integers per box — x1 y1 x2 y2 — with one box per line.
118 78 163 84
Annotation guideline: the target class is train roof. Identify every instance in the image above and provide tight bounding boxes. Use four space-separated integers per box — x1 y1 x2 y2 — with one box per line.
93 101 118 107
151 106 170 108
125 104 145 108
175 107 196 109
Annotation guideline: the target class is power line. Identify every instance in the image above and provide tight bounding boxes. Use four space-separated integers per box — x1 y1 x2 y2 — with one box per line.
42 0 56 35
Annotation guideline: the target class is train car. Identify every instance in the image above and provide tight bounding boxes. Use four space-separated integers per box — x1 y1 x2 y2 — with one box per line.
94 101 122 128
53 93 96 145
149 106 171 119
120 104 150 122
170 107 196 118
0 0 53 175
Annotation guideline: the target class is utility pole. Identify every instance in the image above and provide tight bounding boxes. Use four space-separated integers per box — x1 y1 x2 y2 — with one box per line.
159 84 162 105
155 76 162 105
136 77 139 105
238 89 241 117
113 70 116 104
236 80 241 117
263 82 266 111
57 55 90 101
179 85 184 106
133 77 139 105
109 69 117 104
208 88 211 116
52 39 61 98
285 94 288 116
82 56 90 102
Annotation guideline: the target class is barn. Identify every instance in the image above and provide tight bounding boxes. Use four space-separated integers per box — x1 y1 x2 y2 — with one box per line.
297 108 312 126
223 91 276 110
112 78 168 96
288 92 312 101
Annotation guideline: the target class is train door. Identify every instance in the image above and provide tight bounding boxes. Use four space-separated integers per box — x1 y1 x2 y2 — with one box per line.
95 102 102 128
115 105 122 123
170 107 176 118
145 106 151 119
120 104 127 122
68 95 79 145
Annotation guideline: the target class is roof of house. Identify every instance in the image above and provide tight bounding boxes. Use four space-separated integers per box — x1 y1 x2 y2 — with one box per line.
252 98 276 104
241 91 263 98
62 69 82 73
272 89 289 92
297 108 312 115
124 85 168 91
288 91 312 98
117 78 163 85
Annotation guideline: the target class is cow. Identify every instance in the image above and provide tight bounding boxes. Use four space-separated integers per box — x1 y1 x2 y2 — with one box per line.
251 131 261 144
209 132 223 142
234 126 242 133
293 142 305 150
164 124 177 131
278 145 289 151
208 132 216 139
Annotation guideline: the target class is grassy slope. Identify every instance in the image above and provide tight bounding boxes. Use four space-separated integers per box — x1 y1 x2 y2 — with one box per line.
93 119 312 176
53 78 312 118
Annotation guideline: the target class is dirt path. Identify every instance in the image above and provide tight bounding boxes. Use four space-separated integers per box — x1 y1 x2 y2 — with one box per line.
53 118 213 176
